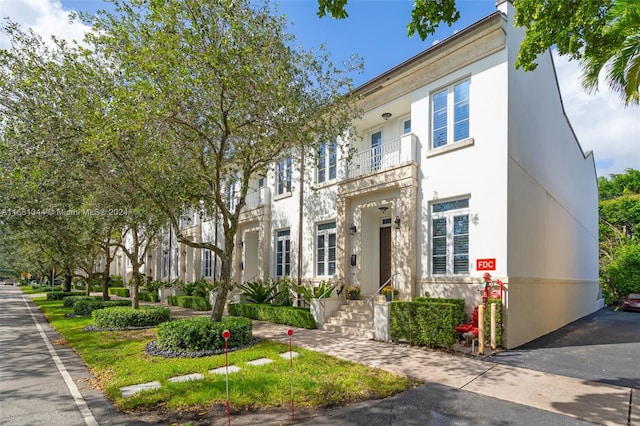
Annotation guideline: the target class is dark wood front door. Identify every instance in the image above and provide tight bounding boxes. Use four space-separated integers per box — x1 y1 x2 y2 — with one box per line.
379 226 391 287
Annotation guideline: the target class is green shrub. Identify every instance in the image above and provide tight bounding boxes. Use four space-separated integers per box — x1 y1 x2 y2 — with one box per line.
228 303 316 329
167 295 211 310
62 295 101 308
139 291 160 303
92 306 171 328
414 297 466 325
73 299 130 316
46 291 84 301
109 275 123 287
390 301 458 349
157 316 252 353
108 287 130 297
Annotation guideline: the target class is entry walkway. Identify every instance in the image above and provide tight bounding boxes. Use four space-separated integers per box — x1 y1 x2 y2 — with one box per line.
250 321 638 426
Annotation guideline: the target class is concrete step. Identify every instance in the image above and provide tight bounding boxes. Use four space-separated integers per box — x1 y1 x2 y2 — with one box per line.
331 311 372 321
325 317 372 328
320 323 375 339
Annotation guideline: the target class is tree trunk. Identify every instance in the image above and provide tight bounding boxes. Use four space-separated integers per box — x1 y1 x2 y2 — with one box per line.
63 272 72 292
131 266 140 309
210 244 234 321
101 268 111 301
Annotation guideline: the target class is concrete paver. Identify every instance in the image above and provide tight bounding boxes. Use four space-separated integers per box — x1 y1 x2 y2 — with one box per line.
168 373 205 383
120 381 162 398
209 365 241 374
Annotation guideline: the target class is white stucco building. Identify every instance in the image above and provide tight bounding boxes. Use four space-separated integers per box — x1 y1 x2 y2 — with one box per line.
133 0 600 349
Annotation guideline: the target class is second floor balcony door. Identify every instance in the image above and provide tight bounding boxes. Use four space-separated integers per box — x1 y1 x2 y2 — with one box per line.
371 130 382 172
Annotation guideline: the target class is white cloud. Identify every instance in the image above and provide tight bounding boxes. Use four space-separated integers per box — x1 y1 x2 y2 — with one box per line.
0 0 90 50
553 52 640 177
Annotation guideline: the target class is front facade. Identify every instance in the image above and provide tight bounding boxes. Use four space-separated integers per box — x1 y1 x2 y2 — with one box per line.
123 0 599 349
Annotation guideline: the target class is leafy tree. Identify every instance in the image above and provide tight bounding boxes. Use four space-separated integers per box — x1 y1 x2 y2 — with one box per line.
0 23 105 291
598 169 640 304
83 0 361 320
317 0 640 104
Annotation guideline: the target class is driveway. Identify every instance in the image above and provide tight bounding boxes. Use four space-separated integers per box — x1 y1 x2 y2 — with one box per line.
487 307 640 389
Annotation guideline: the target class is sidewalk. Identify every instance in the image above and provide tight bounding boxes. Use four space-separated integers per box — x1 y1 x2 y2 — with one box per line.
250 320 637 426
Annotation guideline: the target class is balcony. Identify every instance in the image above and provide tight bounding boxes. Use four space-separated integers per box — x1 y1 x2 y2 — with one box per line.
241 187 271 213
344 133 417 180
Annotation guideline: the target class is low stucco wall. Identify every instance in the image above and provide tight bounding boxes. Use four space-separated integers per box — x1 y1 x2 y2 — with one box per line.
502 277 601 349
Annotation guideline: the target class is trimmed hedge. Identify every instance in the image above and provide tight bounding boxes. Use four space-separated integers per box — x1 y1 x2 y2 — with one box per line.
91 306 171 328
47 291 85 301
390 301 458 349
62 295 102 308
167 295 211 311
139 291 160 303
108 287 130 297
228 303 316 329
73 299 130 316
414 297 466 325
157 316 252 353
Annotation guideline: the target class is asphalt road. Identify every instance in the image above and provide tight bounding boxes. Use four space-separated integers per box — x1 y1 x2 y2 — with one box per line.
0 286 149 426
487 307 640 390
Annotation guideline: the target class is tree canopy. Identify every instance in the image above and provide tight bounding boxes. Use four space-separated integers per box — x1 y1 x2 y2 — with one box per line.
317 0 640 105
598 169 640 303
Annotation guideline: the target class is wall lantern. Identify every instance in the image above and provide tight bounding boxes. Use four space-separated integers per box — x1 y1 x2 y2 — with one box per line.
349 223 357 235
394 216 401 229
381 112 392 120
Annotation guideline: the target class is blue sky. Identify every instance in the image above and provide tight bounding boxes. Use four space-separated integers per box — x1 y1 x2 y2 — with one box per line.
2 0 638 176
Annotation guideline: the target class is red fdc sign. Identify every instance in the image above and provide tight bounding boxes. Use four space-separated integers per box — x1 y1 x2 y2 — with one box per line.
476 258 496 271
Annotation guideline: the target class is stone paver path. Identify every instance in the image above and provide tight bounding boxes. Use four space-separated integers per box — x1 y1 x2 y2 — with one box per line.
120 352 295 398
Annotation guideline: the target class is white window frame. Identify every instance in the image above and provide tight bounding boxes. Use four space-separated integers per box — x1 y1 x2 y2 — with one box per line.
316 142 337 184
431 198 470 275
399 115 411 135
431 78 470 149
202 249 213 278
316 222 336 276
276 158 292 195
369 128 383 172
276 229 291 277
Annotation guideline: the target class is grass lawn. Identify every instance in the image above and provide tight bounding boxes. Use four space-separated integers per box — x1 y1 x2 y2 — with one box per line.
33 297 419 417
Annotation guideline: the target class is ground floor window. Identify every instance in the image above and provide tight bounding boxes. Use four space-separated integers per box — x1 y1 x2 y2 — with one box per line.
276 229 291 277
316 222 336 276
431 198 469 275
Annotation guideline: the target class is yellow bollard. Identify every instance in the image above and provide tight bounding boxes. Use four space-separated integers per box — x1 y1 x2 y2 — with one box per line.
490 303 496 350
478 304 485 355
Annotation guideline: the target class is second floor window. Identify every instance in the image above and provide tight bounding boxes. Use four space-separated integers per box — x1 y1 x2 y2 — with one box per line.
316 222 336 276
432 79 470 148
317 142 337 184
225 180 237 211
277 158 292 195
431 198 469 275
202 249 213 278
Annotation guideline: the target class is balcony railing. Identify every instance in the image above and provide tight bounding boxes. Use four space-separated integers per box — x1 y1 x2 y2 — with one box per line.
242 187 271 211
345 134 415 179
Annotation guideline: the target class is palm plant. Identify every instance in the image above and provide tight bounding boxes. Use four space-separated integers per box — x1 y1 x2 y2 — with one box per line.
238 279 280 304
582 0 640 105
